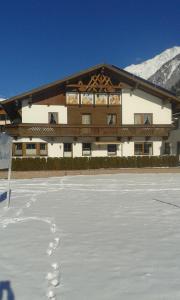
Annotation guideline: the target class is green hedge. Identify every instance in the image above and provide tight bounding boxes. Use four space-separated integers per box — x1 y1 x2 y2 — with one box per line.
11 156 179 171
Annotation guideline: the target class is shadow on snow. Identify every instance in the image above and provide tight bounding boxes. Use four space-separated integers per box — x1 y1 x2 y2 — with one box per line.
0 281 15 300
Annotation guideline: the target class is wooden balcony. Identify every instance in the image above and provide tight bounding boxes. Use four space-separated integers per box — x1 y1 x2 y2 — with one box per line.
1 123 172 138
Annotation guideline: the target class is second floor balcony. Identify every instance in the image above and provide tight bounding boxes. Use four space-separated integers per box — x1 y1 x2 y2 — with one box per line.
2 123 172 138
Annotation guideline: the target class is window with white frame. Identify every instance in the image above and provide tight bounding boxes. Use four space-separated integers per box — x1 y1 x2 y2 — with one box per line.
107 144 117 156
134 142 153 155
82 143 91 156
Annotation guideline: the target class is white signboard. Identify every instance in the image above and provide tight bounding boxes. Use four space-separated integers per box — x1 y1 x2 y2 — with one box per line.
0 133 12 169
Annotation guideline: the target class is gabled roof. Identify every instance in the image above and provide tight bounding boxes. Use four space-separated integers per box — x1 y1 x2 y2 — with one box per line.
2 63 180 105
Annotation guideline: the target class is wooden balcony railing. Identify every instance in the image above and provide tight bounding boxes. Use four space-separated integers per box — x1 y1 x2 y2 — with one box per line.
1 123 172 138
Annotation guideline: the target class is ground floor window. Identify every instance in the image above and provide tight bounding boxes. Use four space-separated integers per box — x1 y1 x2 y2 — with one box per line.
14 143 22 156
107 144 117 156
40 143 48 156
26 143 36 156
134 142 153 155
13 142 48 156
164 142 171 155
82 143 91 156
64 143 72 157
177 142 180 157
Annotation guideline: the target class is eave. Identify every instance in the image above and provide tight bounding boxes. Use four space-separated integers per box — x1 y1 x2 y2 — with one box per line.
1 63 179 107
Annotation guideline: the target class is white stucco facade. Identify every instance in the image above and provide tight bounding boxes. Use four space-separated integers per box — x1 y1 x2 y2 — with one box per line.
22 100 67 124
14 137 164 157
122 89 172 125
12 87 176 158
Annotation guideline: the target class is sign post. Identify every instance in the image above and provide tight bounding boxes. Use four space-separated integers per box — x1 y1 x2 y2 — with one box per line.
0 133 13 207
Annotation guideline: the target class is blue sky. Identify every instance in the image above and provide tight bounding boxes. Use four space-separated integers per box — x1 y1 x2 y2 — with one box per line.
0 0 179 98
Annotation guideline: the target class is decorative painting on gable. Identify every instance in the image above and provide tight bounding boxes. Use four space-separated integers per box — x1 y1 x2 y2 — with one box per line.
95 94 108 105
109 94 121 105
81 93 94 105
66 92 79 105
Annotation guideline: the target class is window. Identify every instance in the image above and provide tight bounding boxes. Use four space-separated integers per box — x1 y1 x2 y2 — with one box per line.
14 143 22 156
82 114 91 125
107 144 117 156
40 143 48 156
13 143 48 157
0 114 9 122
64 143 72 157
0 114 6 121
134 114 152 125
164 142 171 155
134 143 143 155
82 143 91 156
26 143 36 156
48 112 58 124
134 142 153 155
107 114 116 125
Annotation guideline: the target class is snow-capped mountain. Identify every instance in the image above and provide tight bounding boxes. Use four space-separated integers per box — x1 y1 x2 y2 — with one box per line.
149 54 180 91
125 46 180 94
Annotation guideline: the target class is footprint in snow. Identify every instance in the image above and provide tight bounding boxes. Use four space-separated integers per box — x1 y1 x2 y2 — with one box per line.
16 209 23 216
51 262 59 271
46 237 60 256
46 268 60 300
47 248 53 256
51 223 57 233
46 264 61 287
47 289 56 300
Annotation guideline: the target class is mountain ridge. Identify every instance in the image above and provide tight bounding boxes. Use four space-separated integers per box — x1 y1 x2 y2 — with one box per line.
125 46 180 95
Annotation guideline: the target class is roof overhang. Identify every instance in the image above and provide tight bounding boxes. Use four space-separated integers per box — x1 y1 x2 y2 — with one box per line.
1 63 180 106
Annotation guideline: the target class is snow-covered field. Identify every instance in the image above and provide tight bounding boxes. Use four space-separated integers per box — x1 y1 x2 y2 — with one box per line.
1 173 180 300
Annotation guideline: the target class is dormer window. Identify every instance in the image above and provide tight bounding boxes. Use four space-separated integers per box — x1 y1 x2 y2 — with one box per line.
48 112 58 124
